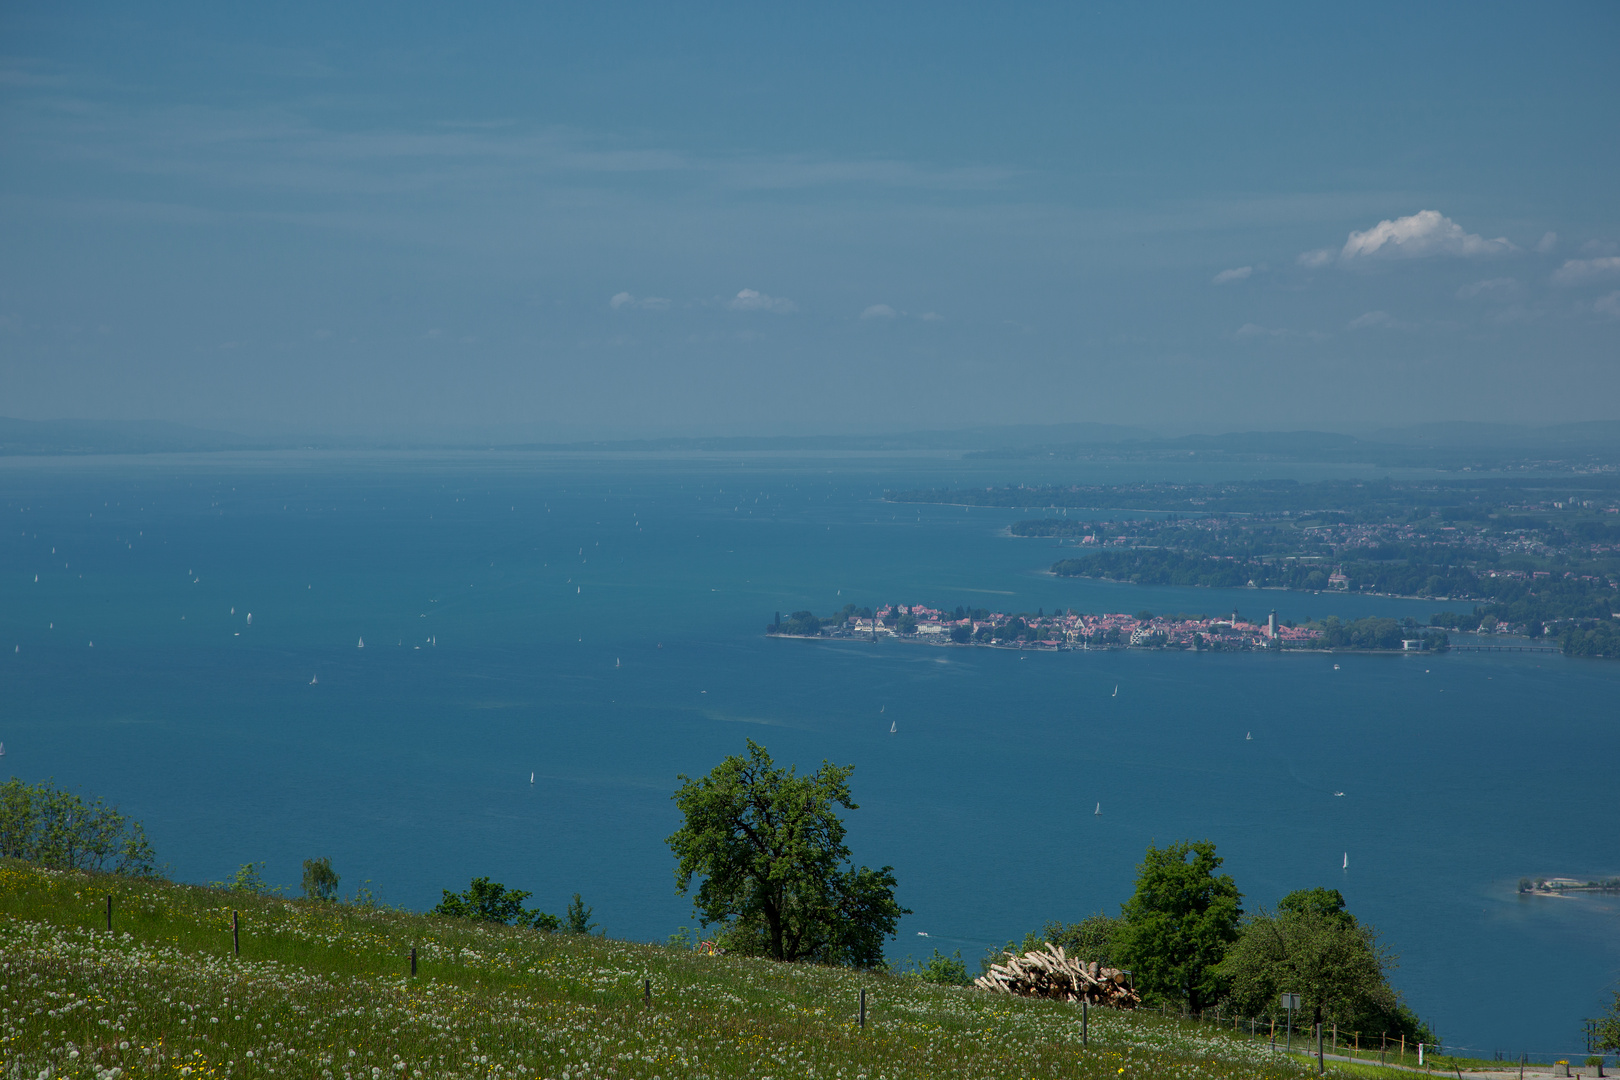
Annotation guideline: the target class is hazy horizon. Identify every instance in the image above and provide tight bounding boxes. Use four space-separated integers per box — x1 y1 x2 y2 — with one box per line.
3 3 1617 439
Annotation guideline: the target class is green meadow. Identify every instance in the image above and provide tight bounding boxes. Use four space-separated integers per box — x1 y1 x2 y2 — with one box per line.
0 859 1461 1080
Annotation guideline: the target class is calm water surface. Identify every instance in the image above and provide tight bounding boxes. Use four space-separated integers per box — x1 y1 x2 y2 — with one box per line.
1 451 1616 1059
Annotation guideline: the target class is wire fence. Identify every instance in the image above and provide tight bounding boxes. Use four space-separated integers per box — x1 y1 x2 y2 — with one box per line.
1155 1004 1612 1072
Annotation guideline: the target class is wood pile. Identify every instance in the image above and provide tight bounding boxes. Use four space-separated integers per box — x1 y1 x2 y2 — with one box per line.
974 943 1140 1008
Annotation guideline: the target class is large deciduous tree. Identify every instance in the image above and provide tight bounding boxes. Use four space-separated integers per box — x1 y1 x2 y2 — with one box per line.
1115 839 1243 1011
667 740 907 967
1217 888 1432 1043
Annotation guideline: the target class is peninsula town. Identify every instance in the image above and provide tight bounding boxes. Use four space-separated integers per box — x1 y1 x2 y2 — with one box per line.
766 604 1447 652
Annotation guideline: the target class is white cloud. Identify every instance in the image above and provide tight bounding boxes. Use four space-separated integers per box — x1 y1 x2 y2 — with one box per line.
1300 211 1515 267
728 288 797 313
1551 257 1620 285
1337 210 1515 260
1212 266 1252 285
610 292 671 311
1536 231 1558 254
1580 239 1618 256
917 311 943 322
1346 311 1394 330
1595 291 1620 319
860 304 897 319
1456 277 1518 299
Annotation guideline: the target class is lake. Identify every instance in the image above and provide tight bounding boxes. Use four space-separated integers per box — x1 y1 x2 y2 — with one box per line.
1 449 1616 1060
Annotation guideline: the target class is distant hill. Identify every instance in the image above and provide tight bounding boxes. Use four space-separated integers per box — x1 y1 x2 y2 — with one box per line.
3 415 1617 468
0 417 269 455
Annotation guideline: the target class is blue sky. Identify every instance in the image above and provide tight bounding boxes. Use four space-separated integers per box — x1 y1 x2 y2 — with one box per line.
2 2 1617 438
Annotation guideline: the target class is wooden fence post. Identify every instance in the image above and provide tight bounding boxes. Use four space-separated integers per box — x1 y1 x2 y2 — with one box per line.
105 894 112 932
232 910 239 956
859 988 866 1029
1082 999 1089 1047
644 978 651 1005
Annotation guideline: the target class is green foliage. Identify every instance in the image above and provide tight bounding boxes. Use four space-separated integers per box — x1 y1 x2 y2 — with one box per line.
667 740 908 967
1042 913 1122 967
433 876 559 930
1597 987 1620 1053
907 948 972 985
1276 888 1351 924
1217 890 1429 1042
0 857 1367 1080
565 892 597 934
1115 840 1243 1012
0 776 157 876
770 611 822 636
1562 620 1620 659
1313 617 1406 651
301 856 340 902
218 861 275 894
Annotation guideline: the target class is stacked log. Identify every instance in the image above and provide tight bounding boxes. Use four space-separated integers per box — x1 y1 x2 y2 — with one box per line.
973 943 1140 1008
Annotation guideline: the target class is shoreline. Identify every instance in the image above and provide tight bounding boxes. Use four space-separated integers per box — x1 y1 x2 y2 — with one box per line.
765 631 1445 657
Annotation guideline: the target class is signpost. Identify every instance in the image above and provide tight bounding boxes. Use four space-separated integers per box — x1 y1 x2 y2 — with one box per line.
1280 994 1300 1052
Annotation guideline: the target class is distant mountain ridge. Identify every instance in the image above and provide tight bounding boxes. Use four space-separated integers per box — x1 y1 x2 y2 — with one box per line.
2 416 1618 466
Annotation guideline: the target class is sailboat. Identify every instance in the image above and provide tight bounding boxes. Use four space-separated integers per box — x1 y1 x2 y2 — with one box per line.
0 742 6 757
1112 684 1118 697
889 721 896 733
357 637 364 648
1094 802 1101 816
615 658 621 668
1342 852 1348 870
310 674 318 685
1333 663 1340 670
530 772 535 784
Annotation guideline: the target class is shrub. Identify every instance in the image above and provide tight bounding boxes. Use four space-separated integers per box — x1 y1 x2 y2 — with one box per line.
0 777 157 876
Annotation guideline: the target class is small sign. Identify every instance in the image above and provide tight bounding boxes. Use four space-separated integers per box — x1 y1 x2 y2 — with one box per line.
1280 993 1301 1011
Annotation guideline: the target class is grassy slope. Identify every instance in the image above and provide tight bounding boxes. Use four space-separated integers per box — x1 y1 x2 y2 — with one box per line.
1 861 1423 1080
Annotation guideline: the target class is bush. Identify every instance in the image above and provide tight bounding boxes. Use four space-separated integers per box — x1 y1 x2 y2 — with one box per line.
433 876 560 930
909 948 972 985
302 857 341 901
0 777 157 876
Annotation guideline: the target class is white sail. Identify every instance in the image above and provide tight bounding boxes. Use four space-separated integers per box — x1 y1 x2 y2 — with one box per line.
357 637 364 648
889 721 896 733
1094 802 1101 815
530 772 535 784
310 674 318 685
1343 852 1348 870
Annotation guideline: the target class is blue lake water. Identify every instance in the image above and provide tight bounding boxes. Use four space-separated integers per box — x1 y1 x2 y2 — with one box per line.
1 450 1616 1059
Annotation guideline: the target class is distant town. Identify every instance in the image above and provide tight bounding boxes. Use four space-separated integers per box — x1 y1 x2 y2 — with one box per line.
766 604 1448 653
885 476 1620 658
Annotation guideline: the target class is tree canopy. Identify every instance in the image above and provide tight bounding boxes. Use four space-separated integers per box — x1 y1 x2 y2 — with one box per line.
0 777 156 876
1598 988 1620 1054
433 877 561 931
1115 840 1243 1011
302 857 340 902
667 739 908 967
1218 888 1431 1043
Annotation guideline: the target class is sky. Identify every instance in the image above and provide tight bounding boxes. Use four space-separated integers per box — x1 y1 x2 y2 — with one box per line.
1 2 1617 440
